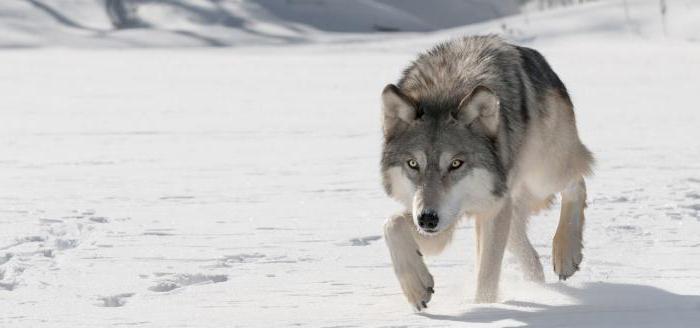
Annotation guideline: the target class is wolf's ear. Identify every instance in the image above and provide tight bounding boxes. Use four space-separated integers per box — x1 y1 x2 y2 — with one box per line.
454 86 500 137
382 84 416 137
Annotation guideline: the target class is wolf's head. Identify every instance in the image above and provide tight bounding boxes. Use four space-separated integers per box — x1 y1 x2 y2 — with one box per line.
380 84 507 235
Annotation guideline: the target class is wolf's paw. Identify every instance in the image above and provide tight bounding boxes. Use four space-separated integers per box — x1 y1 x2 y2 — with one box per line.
395 250 434 311
524 261 546 284
474 288 498 304
552 232 583 280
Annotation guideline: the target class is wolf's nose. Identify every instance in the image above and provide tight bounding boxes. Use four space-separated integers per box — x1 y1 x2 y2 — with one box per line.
418 211 439 230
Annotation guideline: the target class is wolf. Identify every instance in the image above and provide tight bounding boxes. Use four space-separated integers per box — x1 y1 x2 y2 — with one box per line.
380 35 593 310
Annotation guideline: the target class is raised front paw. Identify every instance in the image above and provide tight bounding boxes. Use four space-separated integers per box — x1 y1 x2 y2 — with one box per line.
552 232 583 280
395 250 434 311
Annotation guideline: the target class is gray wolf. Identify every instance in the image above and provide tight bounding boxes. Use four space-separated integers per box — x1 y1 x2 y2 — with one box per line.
380 35 593 310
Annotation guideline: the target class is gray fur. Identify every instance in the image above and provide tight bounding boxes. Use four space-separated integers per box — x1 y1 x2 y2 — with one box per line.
381 35 580 203
385 36 521 203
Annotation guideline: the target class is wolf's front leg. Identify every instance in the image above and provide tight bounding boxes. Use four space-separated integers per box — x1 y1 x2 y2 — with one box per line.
474 201 512 303
384 213 434 311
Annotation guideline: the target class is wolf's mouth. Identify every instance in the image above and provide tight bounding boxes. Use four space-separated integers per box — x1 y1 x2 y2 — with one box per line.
418 227 439 235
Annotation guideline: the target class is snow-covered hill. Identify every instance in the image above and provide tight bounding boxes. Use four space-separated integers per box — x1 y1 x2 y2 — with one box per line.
1 0 700 327
0 0 519 48
3 0 697 48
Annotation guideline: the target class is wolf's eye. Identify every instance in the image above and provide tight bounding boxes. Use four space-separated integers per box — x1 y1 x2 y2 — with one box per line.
450 160 464 170
407 159 419 170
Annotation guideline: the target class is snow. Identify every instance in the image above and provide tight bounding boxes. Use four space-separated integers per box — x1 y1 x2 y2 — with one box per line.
1 0 700 327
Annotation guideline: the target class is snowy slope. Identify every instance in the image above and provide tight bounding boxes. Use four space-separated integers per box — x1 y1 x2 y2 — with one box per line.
0 0 519 48
2 0 698 48
1 0 700 327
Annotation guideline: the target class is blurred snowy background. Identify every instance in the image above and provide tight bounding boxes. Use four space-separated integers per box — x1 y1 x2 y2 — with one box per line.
1 1 699 327
1 0 698 47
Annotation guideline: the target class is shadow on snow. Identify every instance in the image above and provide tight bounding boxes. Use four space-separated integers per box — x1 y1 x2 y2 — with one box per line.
421 282 700 328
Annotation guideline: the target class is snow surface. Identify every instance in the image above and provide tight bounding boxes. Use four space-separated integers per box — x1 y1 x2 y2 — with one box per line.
1 0 700 327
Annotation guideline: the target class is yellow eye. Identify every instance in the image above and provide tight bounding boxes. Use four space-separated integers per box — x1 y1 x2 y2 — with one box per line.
407 159 419 169
451 160 463 169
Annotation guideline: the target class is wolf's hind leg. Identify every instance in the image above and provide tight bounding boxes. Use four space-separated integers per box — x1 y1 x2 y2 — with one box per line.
553 178 587 280
507 200 544 283
384 213 435 311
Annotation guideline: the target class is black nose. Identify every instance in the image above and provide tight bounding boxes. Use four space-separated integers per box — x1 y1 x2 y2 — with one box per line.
418 211 439 230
